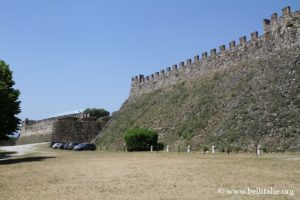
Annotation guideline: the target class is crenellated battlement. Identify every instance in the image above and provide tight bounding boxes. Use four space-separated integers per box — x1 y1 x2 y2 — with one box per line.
23 112 90 125
130 6 300 97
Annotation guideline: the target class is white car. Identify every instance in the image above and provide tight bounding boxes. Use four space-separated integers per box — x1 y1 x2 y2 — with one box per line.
52 143 62 149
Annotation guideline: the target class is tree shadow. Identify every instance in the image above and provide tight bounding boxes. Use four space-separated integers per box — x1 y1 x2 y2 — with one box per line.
0 156 56 165
0 151 17 159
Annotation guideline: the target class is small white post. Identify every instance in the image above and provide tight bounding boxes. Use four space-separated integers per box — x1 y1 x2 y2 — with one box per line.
257 145 261 156
150 146 153 152
212 145 215 154
166 145 169 152
187 146 191 153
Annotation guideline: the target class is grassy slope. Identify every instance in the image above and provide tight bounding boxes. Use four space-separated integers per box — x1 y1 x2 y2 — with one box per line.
96 47 300 152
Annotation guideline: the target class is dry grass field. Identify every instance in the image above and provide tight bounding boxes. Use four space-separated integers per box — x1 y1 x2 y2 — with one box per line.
0 144 299 200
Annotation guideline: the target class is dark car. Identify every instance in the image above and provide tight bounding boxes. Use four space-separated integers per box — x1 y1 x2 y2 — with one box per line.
59 142 66 150
67 142 80 150
74 143 96 151
63 143 70 150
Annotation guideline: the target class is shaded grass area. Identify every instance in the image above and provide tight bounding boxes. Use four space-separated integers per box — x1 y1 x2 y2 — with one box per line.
0 156 56 165
0 151 17 159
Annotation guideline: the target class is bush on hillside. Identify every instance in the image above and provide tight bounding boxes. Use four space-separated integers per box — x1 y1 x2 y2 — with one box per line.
83 108 110 119
124 127 158 151
155 142 165 151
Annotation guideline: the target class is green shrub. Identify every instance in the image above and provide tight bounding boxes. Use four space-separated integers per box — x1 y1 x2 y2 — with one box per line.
124 127 158 151
262 146 268 153
83 108 110 119
203 145 209 154
232 145 241 153
219 146 225 152
155 142 165 151
226 145 232 154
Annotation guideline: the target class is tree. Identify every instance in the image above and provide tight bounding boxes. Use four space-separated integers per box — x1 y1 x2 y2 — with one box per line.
124 127 158 151
0 60 21 140
83 108 110 119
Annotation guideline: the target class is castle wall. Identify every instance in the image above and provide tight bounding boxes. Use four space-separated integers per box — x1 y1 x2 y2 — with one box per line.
52 118 102 143
130 6 300 97
20 120 55 137
17 120 55 144
16 113 100 144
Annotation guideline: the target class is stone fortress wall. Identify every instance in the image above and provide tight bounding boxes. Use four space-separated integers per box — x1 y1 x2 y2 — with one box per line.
16 112 103 145
23 112 88 126
130 6 300 97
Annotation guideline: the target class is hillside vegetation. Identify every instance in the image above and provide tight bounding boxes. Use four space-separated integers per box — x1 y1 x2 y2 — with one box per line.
96 47 300 152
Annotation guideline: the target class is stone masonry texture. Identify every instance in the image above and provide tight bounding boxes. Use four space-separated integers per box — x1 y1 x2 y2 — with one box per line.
17 113 103 144
130 6 300 98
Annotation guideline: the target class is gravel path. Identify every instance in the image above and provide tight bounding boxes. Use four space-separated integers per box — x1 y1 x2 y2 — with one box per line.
0 142 49 157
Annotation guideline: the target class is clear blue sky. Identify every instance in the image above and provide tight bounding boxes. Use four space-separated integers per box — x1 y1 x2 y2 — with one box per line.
0 0 299 120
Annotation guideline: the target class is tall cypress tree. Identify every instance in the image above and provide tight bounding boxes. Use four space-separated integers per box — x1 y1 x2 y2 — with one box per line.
0 60 21 140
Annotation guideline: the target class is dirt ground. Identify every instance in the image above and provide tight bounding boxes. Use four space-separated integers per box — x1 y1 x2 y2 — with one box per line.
0 144 299 200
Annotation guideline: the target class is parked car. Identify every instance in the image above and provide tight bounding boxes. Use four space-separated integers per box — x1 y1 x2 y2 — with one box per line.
67 142 80 150
59 143 66 150
63 143 70 150
50 142 58 148
52 143 63 149
74 143 96 151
